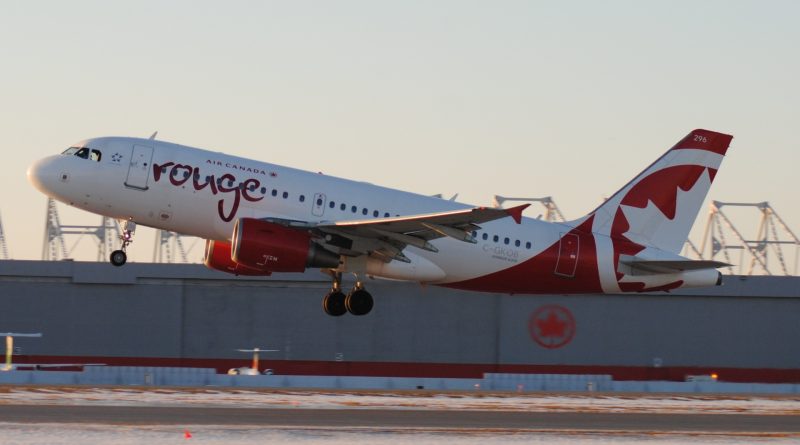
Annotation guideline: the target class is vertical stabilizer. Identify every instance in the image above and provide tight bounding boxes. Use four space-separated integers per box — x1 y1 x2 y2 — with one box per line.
581 129 732 255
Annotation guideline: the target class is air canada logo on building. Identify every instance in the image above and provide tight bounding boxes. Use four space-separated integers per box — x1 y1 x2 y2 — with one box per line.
528 305 576 349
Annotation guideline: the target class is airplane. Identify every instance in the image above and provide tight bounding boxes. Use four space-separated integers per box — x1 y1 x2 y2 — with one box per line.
227 347 279 376
28 129 733 317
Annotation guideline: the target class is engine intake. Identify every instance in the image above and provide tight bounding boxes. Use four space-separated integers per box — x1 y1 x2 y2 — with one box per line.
203 239 271 276
231 218 339 273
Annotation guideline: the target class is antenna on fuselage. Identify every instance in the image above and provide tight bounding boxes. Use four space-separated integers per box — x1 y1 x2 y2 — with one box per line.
149 131 158 140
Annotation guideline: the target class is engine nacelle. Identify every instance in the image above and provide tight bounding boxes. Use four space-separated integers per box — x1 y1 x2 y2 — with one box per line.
204 239 271 276
231 218 340 273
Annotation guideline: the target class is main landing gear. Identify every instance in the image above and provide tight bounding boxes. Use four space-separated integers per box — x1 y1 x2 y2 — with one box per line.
322 273 373 316
110 220 136 267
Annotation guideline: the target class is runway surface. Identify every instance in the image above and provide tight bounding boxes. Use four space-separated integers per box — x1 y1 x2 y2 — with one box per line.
1 404 799 433
1 387 799 444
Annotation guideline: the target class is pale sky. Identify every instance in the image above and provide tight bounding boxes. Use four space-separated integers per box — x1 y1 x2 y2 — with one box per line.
1 1 798 265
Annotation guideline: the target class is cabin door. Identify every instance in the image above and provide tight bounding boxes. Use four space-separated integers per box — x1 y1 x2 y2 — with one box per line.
125 145 154 190
554 233 580 277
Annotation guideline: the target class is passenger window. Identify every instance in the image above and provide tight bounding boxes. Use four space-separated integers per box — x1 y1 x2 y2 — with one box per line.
260 187 267 194
271 189 278 197
90 149 102 162
515 240 521 247
472 231 477 238
329 201 335 208
482 233 488 240
282 191 289 199
525 242 532 249
351 206 357 213
493 235 499 243
504 237 510 245
340 203 346 211
317 198 323 206
384 212 390 218
299 195 305 202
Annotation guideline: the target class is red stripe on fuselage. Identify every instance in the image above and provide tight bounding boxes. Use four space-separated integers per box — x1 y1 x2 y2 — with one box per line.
444 218 602 294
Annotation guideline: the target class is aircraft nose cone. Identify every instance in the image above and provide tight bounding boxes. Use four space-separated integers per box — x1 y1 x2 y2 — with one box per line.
27 156 61 195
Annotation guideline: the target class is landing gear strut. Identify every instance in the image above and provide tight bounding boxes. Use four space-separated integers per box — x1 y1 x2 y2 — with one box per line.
322 272 373 316
322 274 347 317
110 220 136 267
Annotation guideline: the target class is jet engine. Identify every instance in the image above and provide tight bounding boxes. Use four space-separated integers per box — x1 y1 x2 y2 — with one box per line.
204 239 271 276
231 218 340 273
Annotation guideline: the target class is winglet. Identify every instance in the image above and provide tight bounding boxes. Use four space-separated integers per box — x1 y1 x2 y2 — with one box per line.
505 204 530 224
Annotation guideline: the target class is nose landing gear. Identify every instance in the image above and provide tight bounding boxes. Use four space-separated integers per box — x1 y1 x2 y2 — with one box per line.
110 220 136 267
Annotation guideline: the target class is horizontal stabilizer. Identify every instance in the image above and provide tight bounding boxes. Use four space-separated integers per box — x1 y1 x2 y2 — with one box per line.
622 259 730 274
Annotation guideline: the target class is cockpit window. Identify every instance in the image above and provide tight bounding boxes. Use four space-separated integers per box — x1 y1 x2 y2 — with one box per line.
63 146 102 162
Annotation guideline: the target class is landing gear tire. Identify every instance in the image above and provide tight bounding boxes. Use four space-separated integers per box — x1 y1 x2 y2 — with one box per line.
110 250 127 267
110 220 136 267
323 291 347 317
345 289 373 316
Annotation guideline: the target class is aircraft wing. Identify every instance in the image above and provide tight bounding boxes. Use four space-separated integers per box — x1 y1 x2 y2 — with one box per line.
263 204 530 263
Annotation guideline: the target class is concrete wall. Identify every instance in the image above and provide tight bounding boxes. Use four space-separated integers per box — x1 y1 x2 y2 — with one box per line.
1 260 799 379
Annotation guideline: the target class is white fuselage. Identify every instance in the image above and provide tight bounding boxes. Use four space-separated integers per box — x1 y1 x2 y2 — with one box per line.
31 137 563 285
29 130 728 295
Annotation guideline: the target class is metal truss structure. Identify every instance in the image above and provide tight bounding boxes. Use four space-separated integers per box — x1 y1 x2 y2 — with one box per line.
31 197 800 275
153 230 196 263
687 201 799 276
492 195 566 222
42 198 120 262
41 198 199 263
0 212 9 260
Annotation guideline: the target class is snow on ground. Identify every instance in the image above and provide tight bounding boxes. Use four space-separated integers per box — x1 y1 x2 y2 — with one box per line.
0 423 797 445
0 386 798 415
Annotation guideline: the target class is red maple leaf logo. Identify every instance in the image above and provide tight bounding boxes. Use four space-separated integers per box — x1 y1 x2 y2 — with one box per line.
536 311 567 338
528 305 576 349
